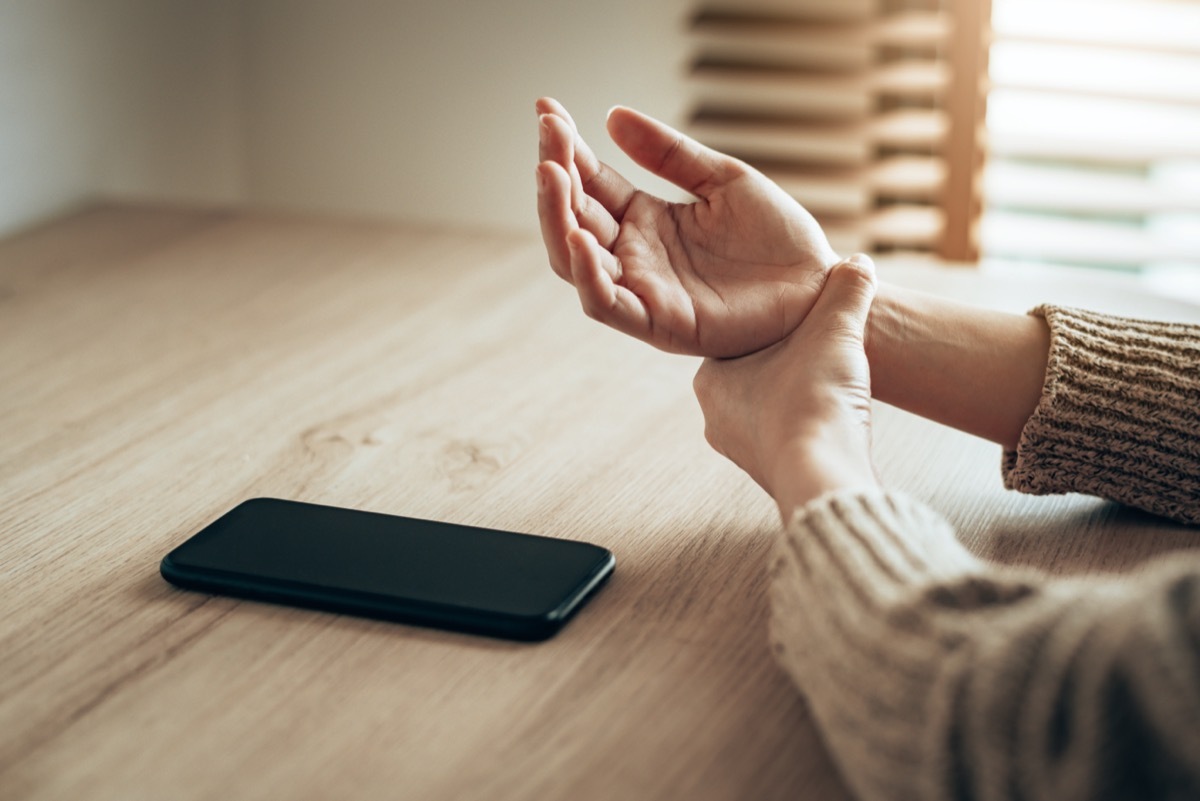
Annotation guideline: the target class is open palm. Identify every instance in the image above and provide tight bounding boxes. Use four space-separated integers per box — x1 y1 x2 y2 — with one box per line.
536 98 840 358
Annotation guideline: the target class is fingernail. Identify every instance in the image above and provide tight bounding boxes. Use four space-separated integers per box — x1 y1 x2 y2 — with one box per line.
539 116 551 142
844 253 875 277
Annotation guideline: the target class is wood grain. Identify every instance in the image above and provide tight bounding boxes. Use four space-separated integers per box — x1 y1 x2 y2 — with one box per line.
1 205 1197 801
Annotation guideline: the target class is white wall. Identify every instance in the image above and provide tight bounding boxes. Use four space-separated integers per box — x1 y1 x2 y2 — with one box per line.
0 0 243 238
0 0 690 239
241 0 690 230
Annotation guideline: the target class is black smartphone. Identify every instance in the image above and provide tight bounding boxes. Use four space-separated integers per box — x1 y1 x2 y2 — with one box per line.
160 498 615 641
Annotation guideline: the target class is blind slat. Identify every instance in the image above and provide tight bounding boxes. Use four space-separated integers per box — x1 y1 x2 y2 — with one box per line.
690 11 950 71
992 0 1200 56
689 1 981 257
986 162 1200 216
691 61 949 118
825 206 945 252
990 42 1200 108
988 90 1200 163
696 0 881 22
690 110 949 165
983 211 1200 266
768 156 945 216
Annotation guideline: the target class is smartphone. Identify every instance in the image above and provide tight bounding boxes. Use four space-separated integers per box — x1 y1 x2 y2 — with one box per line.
160 498 615 641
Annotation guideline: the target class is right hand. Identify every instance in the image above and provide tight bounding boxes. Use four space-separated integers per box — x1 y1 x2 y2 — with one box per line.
536 97 840 358
693 256 880 516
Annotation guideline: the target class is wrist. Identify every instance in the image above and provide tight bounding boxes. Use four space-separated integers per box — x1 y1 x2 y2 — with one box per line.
767 429 879 521
862 281 1051 449
862 281 906 399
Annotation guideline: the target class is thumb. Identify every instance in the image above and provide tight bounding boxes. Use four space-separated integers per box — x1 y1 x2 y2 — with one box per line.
807 254 877 341
606 106 741 197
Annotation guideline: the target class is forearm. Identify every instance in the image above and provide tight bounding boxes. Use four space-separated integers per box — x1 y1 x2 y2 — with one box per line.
865 283 1050 450
770 283 1200 523
772 490 1200 801
760 281 1047 518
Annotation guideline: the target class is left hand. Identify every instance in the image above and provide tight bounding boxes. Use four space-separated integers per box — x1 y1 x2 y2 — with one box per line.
535 97 839 358
693 255 881 518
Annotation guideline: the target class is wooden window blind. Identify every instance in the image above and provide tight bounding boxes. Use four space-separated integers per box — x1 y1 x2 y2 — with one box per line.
983 0 1200 277
686 0 990 261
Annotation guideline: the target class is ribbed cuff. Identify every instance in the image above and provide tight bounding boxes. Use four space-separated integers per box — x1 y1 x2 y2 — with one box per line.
1003 305 1200 525
773 491 1032 801
782 490 981 598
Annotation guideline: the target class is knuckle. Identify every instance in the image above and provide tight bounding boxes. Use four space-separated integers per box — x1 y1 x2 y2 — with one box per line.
657 136 684 174
722 158 750 181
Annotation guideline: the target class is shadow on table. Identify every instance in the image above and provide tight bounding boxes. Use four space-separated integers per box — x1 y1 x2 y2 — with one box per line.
970 499 1199 575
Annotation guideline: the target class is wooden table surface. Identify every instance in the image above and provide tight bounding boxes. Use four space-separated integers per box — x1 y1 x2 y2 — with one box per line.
3 205 1198 801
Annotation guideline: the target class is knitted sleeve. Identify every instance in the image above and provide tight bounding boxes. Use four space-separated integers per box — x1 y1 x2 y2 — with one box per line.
1002 306 1200 524
771 490 1200 801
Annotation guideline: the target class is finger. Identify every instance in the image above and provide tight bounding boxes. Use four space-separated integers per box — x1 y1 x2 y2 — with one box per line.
567 229 650 340
805 254 877 340
567 227 621 283
537 160 577 282
537 96 637 218
606 106 744 198
539 114 585 211
576 193 620 251
536 96 581 133
538 110 572 171
541 114 620 249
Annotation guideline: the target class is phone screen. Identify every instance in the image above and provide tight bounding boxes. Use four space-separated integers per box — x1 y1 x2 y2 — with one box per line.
161 498 614 640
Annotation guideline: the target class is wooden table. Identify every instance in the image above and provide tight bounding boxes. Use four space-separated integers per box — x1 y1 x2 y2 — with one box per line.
3 205 1198 801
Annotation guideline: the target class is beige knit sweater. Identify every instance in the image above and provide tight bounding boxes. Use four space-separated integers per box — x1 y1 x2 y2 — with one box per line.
773 306 1200 801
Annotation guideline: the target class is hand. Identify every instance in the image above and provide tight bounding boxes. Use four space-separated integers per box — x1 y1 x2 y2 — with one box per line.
693 256 880 518
536 97 840 358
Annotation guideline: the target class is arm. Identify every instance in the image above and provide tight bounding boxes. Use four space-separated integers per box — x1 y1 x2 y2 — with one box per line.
694 262 1200 801
772 490 1200 801
537 101 1200 522
867 286 1200 522
535 98 1054 448
866 289 1200 523
865 284 1051 451
544 101 1200 798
